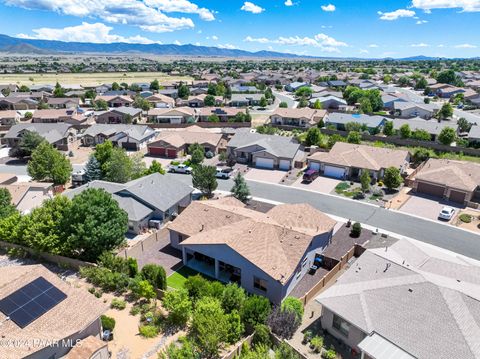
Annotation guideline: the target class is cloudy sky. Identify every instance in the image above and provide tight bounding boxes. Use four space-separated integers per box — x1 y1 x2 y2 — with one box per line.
1 0 480 58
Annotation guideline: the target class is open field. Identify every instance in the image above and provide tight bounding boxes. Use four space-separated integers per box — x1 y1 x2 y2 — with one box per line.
0 72 193 86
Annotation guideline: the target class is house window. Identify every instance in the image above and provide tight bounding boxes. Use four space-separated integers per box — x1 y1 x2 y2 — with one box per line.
295 271 301 280
332 314 350 337
253 276 267 292
302 257 308 268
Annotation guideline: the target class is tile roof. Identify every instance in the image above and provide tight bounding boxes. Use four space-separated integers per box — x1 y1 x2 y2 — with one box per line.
309 142 409 171
170 199 336 283
316 239 480 359
0 265 107 359
413 158 480 192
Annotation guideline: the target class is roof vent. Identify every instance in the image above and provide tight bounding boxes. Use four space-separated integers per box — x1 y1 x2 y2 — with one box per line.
200 224 204 232
295 235 300 239
408 288 413 293
383 263 391 272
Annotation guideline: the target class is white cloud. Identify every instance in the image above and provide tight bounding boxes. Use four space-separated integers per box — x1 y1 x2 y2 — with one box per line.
4 0 216 33
359 49 369 54
416 20 428 24
368 44 379 48
411 43 430 47
455 43 477 48
241 2 265 14
16 22 160 44
411 0 480 12
437 44 445 48
218 43 237 49
378 9 416 20
321 4 336 12
284 0 293 6
212 35 219 41
174 40 182 45
244 33 347 52
321 25 333 29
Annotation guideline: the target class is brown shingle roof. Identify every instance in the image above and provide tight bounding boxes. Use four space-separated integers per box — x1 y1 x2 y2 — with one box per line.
170 199 336 283
149 129 223 149
309 142 409 171
0 265 107 359
413 158 480 192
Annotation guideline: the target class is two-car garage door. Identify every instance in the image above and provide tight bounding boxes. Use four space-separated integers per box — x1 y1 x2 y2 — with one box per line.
324 165 346 179
416 182 445 197
255 157 275 169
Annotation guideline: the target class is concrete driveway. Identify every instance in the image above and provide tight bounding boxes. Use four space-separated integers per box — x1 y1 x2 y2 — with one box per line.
292 176 341 194
0 147 10 159
244 168 286 184
398 194 465 222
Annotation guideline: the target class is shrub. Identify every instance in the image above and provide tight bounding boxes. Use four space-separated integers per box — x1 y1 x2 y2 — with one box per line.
241 295 272 332
130 305 141 316
101 315 116 331
281 297 304 321
110 298 127 310
162 288 192 327
322 348 336 359
253 324 271 347
267 306 300 339
138 324 159 338
274 342 300 359
310 336 324 353
459 214 472 223
141 264 167 290
302 330 313 344
350 222 362 238
221 283 246 313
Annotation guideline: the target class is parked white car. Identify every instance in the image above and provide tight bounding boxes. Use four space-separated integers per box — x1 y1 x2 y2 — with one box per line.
438 206 455 220
215 167 233 179
169 164 192 174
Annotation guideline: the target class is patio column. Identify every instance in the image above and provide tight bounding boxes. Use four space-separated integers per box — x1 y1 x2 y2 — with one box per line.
214 258 219 279
182 247 187 265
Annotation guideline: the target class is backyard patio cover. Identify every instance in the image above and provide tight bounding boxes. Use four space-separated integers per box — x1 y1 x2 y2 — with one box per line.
358 332 416 359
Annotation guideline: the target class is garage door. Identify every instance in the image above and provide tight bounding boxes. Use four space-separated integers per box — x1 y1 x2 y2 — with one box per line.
256 157 274 169
416 182 445 197
449 190 466 203
309 162 321 171
149 147 166 156
279 159 291 171
324 165 346 179
167 149 177 158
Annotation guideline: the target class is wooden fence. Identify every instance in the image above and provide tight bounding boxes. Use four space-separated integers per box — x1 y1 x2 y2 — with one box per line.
221 333 255 359
0 240 95 270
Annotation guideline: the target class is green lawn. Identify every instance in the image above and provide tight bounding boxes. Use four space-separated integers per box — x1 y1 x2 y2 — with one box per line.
167 266 200 290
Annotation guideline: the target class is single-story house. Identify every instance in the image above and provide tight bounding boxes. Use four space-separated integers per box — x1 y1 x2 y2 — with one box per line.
229 93 266 107
410 158 480 204
309 96 347 110
0 84 18 93
47 97 80 109
176 94 223 108
147 126 225 157
197 107 247 122
169 197 336 303
381 94 407 111
95 95 134 108
316 238 480 359
285 82 310 92
32 109 78 124
2 123 76 151
468 125 480 144
82 124 156 150
325 113 387 133
307 142 410 180
145 94 175 108
157 89 179 99
0 110 21 125
269 108 327 128
146 107 196 124
0 181 53 214
393 101 438 119
190 87 209 96
328 80 347 88
392 117 458 141
65 173 193 234
0 264 107 359
0 96 38 111
227 128 303 170
231 85 259 93
95 107 142 124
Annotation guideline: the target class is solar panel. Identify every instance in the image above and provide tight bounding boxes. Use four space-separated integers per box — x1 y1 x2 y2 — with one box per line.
0 276 67 328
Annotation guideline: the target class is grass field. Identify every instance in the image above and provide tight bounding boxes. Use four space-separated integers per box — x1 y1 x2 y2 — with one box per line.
166 266 202 290
0 72 192 86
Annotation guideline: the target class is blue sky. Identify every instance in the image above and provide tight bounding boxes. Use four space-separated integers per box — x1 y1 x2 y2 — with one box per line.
1 0 479 58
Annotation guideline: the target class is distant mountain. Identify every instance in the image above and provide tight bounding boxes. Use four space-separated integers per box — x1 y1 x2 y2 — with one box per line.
1 43 53 55
396 55 442 61
0 34 302 58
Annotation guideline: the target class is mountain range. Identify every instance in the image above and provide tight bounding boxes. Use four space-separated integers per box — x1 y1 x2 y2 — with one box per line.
0 34 443 60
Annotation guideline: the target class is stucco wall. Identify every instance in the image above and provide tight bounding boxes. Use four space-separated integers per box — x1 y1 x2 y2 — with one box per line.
320 307 367 352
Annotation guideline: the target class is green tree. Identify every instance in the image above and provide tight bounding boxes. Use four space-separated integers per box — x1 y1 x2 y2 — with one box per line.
279 101 288 108
190 149 205 166
383 121 394 136
104 148 133 183
347 131 361 144
19 85 30 92
27 142 72 185
130 153 147 179
84 155 102 182
129 277 156 301
192 165 217 198
259 97 267 107
241 295 271 332
436 69 463 86
383 167 402 191
231 173 250 203
226 310 244 344
141 264 167 290
438 102 453 120
94 99 108 111
53 82 65 97
24 111 33 120
221 283 247 314
112 82 121 91
178 83 190 99
191 297 229 358
399 124 411 139
150 79 160 91
94 141 114 171
412 148 430 164
0 188 16 220
281 297 304 322
438 127 457 145
64 188 128 261
9 130 45 158
143 160 165 175
414 76 428 90
295 87 313 98
204 94 215 106
313 99 323 109
359 97 373 114
411 129 432 141
305 127 321 146
208 114 220 122
458 117 472 133
360 170 371 193
133 95 151 111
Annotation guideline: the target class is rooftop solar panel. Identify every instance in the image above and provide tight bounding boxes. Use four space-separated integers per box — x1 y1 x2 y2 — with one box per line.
0 276 67 328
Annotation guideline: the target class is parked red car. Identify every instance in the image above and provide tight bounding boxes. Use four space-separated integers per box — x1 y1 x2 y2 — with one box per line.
303 169 319 183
